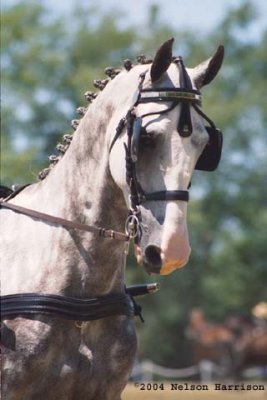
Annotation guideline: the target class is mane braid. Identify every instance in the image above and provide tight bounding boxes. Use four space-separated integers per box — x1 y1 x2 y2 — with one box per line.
38 54 154 181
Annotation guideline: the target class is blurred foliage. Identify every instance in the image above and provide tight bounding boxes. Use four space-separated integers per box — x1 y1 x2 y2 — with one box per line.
1 0 266 367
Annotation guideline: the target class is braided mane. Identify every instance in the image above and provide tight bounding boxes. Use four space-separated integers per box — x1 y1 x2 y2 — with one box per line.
38 55 153 180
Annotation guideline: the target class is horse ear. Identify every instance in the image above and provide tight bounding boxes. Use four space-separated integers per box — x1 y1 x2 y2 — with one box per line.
150 38 174 83
193 45 224 89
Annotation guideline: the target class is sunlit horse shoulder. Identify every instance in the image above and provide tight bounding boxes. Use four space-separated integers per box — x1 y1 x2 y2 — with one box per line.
1 38 224 399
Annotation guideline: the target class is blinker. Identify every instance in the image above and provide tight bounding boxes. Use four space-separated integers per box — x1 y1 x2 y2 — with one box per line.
195 127 223 171
128 108 222 171
131 117 142 163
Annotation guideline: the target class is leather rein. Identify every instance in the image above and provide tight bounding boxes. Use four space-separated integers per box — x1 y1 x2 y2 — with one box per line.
0 201 129 242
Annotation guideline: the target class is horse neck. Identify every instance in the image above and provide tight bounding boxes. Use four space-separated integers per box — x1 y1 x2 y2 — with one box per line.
32 93 128 295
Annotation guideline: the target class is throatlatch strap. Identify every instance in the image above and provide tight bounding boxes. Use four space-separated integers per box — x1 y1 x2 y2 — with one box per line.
139 190 189 203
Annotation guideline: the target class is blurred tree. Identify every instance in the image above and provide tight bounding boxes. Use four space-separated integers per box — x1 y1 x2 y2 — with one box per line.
1 0 266 368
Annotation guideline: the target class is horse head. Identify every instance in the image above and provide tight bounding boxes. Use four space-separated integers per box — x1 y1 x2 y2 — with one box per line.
108 38 224 275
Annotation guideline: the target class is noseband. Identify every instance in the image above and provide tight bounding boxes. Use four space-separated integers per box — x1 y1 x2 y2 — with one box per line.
110 57 223 238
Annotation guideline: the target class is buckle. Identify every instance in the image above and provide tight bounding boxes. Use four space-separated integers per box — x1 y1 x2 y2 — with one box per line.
125 213 141 239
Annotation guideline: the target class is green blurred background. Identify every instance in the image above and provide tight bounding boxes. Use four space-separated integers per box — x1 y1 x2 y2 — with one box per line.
1 0 266 368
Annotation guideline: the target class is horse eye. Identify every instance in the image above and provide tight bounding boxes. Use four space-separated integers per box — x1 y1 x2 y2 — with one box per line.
140 128 155 147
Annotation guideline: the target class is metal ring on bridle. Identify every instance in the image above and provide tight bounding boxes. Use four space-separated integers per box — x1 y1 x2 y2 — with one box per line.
125 214 140 239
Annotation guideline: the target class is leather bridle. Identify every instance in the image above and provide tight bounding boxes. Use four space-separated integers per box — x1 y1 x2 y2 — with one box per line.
111 57 222 239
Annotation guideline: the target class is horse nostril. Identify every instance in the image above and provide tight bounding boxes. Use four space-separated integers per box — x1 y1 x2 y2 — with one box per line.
144 245 162 268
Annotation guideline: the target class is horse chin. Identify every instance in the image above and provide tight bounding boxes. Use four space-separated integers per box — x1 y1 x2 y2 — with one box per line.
160 258 188 275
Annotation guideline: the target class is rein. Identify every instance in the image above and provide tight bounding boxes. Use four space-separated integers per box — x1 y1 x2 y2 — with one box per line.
0 201 129 242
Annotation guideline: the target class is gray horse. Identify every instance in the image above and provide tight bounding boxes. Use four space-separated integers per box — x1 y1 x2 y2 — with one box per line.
1 39 224 399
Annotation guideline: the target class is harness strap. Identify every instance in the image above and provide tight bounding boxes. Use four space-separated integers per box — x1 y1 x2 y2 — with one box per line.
175 56 194 137
0 201 129 242
1 283 159 322
192 104 217 129
1 292 135 321
3 184 31 202
139 190 189 203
